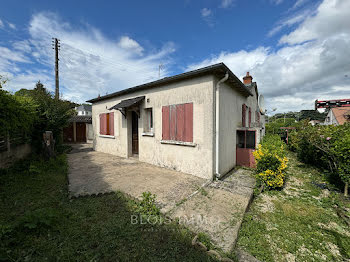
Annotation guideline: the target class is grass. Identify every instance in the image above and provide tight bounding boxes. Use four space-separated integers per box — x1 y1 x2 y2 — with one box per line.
0 154 219 262
237 151 350 262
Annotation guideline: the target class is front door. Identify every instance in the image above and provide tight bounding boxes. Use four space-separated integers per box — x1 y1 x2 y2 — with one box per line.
132 111 139 155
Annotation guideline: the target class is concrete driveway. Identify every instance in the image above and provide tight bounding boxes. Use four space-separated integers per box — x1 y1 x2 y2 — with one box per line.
67 143 205 212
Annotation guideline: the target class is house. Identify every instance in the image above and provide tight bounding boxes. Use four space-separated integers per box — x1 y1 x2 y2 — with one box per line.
309 120 321 126
87 63 265 180
324 107 350 125
63 104 94 143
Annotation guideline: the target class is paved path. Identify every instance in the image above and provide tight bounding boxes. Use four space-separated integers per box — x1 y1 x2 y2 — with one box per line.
67 143 205 212
67 144 255 253
170 168 255 252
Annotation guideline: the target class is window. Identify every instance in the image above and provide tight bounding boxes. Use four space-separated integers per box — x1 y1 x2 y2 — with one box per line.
99 112 114 136
162 103 193 142
248 107 252 128
242 104 247 127
144 108 153 132
237 130 256 149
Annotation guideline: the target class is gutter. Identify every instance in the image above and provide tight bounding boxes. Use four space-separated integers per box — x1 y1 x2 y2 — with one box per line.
214 72 229 180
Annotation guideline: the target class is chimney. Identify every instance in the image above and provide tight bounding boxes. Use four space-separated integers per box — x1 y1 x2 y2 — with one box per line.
243 72 253 85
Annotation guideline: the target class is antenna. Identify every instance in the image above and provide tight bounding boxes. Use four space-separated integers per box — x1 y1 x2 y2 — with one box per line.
158 63 164 79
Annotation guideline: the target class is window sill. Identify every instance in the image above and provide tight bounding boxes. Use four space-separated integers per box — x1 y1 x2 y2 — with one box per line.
160 140 196 147
142 132 154 137
99 134 115 139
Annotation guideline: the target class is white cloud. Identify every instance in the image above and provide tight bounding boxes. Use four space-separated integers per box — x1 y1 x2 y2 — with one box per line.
280 0 350 45
271 0 284 5
291 0 310 10
200 8 214 27
187 0 350 113
0 19 3 28
3 12 175 103
117 36 144 55
8 22 16 30
201 8 212 17
220 0 234 8
268 9 313 37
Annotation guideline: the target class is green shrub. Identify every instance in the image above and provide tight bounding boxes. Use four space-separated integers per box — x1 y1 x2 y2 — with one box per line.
253 134 288 189
291 123 350 196
136 192 160 217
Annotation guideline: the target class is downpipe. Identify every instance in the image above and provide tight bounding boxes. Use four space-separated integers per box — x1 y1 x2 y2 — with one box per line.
215 72 229 180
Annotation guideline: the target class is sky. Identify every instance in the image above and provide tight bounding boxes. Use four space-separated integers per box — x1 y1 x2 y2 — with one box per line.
0 0 349 113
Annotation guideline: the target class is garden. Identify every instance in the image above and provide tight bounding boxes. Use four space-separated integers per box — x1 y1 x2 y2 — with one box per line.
237 123 350 261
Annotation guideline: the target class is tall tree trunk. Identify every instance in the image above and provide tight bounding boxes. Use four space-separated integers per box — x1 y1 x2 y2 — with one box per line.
344 182 348 197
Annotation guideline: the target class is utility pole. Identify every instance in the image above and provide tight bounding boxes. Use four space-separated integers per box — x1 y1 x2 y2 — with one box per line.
52 38 60 99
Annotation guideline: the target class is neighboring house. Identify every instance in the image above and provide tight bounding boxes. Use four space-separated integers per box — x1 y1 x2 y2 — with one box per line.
63 105 94 143
309 120 321 126
87 63 265 180
324 107 350 126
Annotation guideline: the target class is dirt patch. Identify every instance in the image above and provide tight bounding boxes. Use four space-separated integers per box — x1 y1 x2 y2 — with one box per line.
257 194 277 213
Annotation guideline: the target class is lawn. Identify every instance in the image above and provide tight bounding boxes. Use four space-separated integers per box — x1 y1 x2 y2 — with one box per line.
237 151 350 262
0 154 219 262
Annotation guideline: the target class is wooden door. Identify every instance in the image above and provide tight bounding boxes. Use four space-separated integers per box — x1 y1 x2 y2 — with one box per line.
63 123 74 142
132 112 139 154
76 123 86 142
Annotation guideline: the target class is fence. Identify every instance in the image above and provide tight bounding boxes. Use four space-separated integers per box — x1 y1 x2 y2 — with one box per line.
0 132 31 168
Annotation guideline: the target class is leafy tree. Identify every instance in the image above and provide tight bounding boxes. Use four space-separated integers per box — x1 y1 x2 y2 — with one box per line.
15 81 75 151
0 75 8 89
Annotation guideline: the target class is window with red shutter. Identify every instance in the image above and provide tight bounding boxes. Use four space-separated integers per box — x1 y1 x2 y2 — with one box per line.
162 106 170 140
162 102 193 142
99 113 114 136
248 107 251 128
242 104 246 127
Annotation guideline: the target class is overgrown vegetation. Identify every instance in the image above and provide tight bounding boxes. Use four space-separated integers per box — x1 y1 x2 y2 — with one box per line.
0 155 218 261
289 123 350 196
1 78 75 153
253 134 288 189
238 151 350 262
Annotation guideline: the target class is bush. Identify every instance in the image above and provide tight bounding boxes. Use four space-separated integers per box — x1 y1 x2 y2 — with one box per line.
253 134 288 189
136 192 160 217
291 123 350 196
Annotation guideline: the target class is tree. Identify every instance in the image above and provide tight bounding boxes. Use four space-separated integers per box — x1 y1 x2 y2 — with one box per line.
0 75 8 89
15 81 75 151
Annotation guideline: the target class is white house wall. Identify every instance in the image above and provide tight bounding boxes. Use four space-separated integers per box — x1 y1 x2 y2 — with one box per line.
92 75 215 179
218 78 264 175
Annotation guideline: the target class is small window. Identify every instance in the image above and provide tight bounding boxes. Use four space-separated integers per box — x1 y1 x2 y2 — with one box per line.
237 130 256 149
144 108 153 132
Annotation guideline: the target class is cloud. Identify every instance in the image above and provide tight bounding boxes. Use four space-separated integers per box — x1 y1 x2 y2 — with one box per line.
117 36 144 56
280 0 350 45
291 0 310 10
200 8 214 27
187 0 350 113
268 9 313 37
0 19 3 28
201 8 212 17
8 22 16 30
220 0 235 8
271 0 284 5
3 12 175 103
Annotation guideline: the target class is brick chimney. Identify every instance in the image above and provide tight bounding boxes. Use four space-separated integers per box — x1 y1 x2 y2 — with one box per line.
243 72 253 85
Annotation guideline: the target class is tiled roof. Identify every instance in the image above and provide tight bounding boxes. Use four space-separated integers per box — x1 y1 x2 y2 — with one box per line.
332 107 350 125
87 63 253 103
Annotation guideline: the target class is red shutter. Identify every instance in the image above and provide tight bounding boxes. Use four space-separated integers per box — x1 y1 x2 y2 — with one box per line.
100 113 107 135
176 104 185 141
109 112 114 136
184 103 193 142
248 107 251 128
170 105 177 140
162 106 170 140
242 104 246 127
